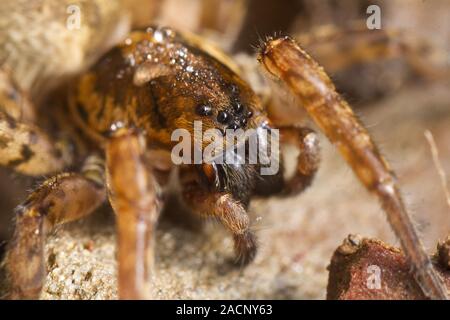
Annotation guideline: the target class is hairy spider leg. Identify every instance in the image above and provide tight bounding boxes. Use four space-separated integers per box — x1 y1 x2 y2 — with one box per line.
5 155 105 299
258 36 449 300
106 129 161 299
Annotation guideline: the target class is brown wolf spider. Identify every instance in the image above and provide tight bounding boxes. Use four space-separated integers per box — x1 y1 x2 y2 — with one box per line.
0 4 448 300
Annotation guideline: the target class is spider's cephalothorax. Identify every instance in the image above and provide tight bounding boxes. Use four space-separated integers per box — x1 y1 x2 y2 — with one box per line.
2 25 448 300
71 27 263 145
70 27 282 204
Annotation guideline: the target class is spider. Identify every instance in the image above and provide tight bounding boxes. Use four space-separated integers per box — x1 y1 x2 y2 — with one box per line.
0 24 447 300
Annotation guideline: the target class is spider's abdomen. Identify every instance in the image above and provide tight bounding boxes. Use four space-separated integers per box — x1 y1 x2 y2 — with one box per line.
69 26 265 150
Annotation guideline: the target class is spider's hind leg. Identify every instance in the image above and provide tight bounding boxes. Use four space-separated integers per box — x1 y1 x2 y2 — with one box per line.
4 155 105 299
258 36 449 299
0 111 72 176
0 69 72 176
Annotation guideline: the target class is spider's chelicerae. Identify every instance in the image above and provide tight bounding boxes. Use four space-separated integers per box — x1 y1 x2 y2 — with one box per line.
0 22 448 299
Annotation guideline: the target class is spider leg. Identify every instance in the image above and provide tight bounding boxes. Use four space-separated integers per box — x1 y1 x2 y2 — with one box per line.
180 168 257 265
106 129 161 299
4 155 105 299
0 69 72 176
279 126 320 195
0 68 35 123
0 111 72 175
295 23 450 80
197 0 246 50
258 36 449 299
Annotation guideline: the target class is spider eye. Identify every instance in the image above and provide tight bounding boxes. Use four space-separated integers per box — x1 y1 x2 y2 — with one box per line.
217 111 230 123
229 84 239 95
196 104 213 116
233 102 243 113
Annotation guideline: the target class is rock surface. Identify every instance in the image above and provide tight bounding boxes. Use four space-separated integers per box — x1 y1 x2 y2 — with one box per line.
327 235 450 299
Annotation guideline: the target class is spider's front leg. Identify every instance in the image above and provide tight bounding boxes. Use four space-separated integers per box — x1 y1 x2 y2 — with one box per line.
105 129 161 299
258 36 449 299
295 23 450 80
4 155 105 299
180 167 257 265
278 126 320 196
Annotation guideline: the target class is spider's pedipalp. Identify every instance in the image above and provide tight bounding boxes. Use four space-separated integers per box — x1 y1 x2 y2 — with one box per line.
181 169 257 265
258 36 449 299
279 126 320 196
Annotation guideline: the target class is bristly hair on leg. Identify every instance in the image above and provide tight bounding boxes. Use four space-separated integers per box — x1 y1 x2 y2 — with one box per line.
254 31 290 58
257 35 449 300
425 130 450 210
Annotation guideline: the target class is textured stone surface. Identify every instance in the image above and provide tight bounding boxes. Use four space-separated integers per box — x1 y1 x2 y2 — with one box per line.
327 235 450 300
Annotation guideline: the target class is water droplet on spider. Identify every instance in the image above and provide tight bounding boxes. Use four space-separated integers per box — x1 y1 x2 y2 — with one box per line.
177 49 187 58
116 70 124 79
153 30 164 43
124 38 132 46
127 55 135 66
146 54 152 60
162 27 175 38
186 65 194 73
110 121 124 131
